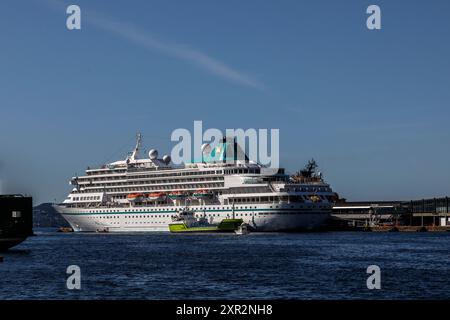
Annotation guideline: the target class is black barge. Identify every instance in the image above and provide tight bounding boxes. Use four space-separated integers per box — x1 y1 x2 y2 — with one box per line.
0 195 33 251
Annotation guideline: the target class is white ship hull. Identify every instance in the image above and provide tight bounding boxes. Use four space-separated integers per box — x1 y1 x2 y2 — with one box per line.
56 203 330 232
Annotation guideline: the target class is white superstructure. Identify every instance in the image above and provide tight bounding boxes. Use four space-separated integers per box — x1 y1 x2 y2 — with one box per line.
55 135 337 232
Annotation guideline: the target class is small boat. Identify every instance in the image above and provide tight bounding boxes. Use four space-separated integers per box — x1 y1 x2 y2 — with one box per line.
192 189 213 199
168 191 187 200
127 193 144 202
57 227 74 233
146 192 166 201
235 223 250 235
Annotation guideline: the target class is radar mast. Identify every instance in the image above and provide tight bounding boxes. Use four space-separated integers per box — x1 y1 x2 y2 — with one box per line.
129 133 142 162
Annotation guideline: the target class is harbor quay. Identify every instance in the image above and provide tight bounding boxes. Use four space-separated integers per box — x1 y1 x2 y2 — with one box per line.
330 196 450 231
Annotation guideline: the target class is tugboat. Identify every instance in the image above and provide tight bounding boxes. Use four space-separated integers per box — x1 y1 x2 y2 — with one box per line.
0 195 33 251
169 208 244 233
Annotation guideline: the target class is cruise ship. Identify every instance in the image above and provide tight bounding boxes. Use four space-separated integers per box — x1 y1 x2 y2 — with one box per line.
55 135 337 232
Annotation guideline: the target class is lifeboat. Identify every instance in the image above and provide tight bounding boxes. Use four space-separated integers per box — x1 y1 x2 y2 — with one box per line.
168 191 187 200
146 192 166 201
127 193 144 201
193 189 213 199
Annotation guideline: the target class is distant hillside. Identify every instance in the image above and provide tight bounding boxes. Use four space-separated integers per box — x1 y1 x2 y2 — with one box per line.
33 203 70 228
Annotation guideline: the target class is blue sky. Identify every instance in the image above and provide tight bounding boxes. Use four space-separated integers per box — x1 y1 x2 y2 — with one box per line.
1 0 449 204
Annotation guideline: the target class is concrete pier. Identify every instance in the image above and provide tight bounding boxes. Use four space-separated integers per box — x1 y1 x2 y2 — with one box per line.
370 225 450 232
331 196 450 230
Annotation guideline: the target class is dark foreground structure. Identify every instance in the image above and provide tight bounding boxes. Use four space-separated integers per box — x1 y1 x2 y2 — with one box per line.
0 195 33 251
331 197 450 229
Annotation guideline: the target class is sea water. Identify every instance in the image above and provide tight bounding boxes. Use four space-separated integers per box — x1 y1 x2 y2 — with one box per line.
1 230 449 299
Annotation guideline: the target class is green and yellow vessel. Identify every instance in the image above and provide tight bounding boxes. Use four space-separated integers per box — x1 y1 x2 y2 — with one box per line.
169 218 244 233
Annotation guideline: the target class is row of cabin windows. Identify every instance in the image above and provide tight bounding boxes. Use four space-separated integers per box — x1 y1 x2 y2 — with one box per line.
90 212 259 224
96 213 258 219
80 176 224 185
229 197 278 203
82 206 260 213
224 168 260 175
87 209 330 224
81 183 223 194
86 169 125 175
227 195 320 204
282 187 332 192
226 195 332 204
85 170 224 178
127 170 224 179
72 196 101 201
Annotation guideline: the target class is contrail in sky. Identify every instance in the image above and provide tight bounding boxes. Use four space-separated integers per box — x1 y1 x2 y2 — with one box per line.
45 0 265 90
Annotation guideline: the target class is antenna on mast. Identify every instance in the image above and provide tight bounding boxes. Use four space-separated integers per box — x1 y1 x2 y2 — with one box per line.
129 133 142 161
